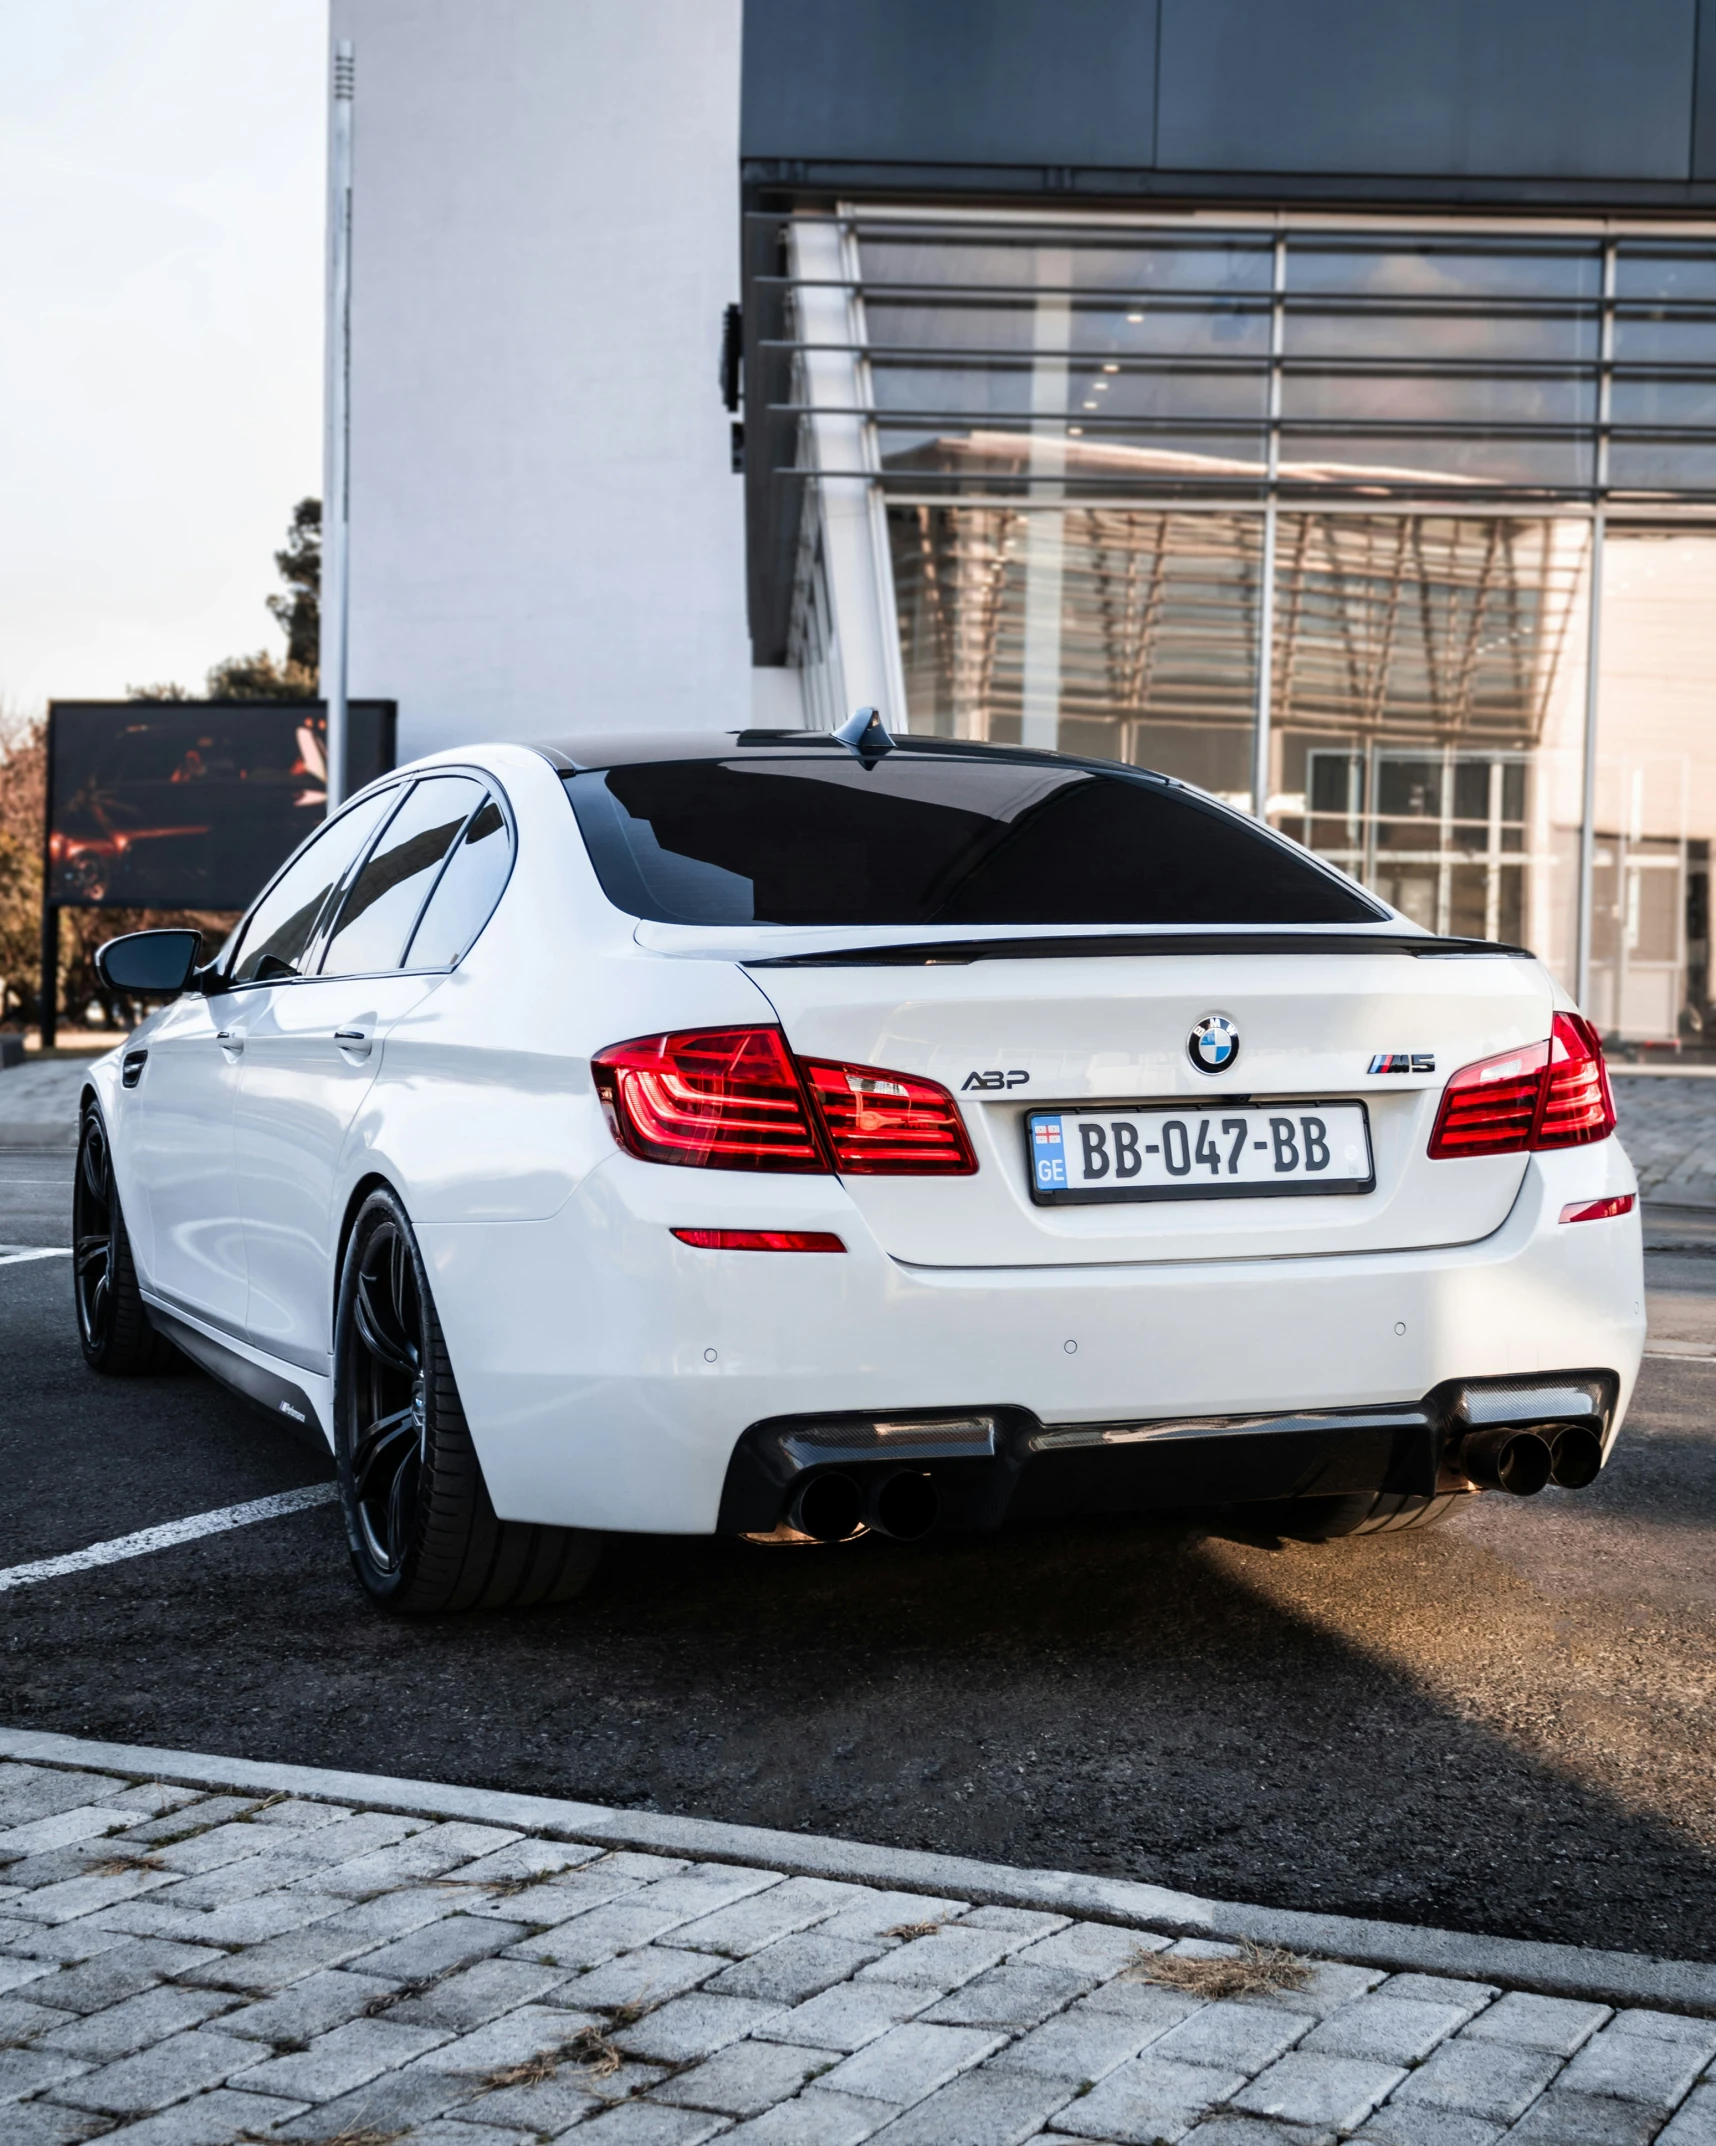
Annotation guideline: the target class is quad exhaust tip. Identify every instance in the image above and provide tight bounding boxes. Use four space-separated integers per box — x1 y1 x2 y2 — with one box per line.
1458 1426 1553 1496
1545 1423 1603 1489
791 1473 864 1541
867 1469 938 1541
1454 1421 1605 1495
788 1468 940 1543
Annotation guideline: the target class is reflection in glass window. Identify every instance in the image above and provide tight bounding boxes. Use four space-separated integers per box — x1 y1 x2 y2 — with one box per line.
1614 252 1716 302
1613 313 1716 364
1286 431 1592 489
1584 531 1716 1041
319 776 484 977
786 215 1716 1037
404 797 512 968
1284 306 1596 364
1611 377 1716 426
1281 371 1594 427
890 504 1263 799
228 788 396 985
1288 246 1600 301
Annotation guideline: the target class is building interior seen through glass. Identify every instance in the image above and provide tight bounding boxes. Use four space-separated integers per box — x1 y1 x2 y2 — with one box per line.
785 213 1716 1047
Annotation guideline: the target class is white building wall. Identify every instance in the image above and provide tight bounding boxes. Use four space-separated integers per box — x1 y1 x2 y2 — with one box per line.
327 0 752 762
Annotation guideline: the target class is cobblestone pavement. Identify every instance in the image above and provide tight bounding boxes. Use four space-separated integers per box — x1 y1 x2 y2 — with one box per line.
4 1756 1716 2146
1613 1075 1716 1206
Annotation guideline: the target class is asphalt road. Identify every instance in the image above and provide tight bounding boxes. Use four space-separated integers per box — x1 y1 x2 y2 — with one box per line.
4 1151 1715 1963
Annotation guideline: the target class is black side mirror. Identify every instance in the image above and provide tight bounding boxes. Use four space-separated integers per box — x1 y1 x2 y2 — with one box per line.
95 929 204 997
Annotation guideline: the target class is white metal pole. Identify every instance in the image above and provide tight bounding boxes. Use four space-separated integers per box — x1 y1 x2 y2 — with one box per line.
323 38 354 811
1575 508 1606 1010
1020 249 1070 752
1251 234 1287 820
1574 239 1616 1013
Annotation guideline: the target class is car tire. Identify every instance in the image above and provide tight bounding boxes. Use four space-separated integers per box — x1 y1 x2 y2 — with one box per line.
1255 1489 1467 1541
333 1185 602 1613
74 1104 175 1375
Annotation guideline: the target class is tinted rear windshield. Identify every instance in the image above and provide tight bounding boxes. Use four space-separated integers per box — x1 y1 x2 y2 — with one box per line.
564 754 1382 928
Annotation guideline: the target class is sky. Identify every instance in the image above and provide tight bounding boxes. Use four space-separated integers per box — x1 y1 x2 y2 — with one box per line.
0 0 326 717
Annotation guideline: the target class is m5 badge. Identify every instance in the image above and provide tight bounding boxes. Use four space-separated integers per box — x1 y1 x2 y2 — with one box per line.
1368 1052 1436 1074
963 1069 1029 1091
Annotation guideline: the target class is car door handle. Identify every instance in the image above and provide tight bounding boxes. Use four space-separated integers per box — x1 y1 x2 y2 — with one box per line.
334 1028 373 1059
215 1029 244 1056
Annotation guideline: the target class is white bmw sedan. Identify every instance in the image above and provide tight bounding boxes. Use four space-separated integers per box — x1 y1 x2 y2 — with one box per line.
79 721 1645 1612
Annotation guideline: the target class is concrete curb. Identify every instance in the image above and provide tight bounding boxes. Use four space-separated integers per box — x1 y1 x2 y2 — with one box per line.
5 1724 1715 2016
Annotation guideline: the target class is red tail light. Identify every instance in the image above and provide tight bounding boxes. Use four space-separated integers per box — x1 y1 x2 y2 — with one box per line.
1535 1013 1616 1149
1429 1013 1616 1160
594 1027 977 1176
1427 1039 1549 1157
802 1059 978 1175
592 1028 824 1171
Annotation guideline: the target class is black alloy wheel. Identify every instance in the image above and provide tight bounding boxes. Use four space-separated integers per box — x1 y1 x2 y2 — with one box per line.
333 1185 601 1613
345 1215 428 1580
73 1105 172 1374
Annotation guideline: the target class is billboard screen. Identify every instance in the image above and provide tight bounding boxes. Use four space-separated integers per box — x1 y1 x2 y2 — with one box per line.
45 701 396 909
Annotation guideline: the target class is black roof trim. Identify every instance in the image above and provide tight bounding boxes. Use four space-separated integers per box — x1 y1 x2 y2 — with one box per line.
744 932 1532 968
533 731 1176 782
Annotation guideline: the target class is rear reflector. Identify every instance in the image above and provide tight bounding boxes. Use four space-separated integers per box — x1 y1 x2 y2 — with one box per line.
593 1027 976 1175
592 1028 824 1171
802 1059 977 1175
671 1228 846 1252
1429 1012 1617 1159
1559 1194 1636 1224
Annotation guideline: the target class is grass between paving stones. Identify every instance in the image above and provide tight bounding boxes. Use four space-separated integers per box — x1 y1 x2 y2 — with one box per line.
1125 1938 1311 1999
482 2003 647 2090
485 2023 625 2088
233 2127 406 2146
434 1871 545 1900
884 1919 947 1938
254 2128 407 2146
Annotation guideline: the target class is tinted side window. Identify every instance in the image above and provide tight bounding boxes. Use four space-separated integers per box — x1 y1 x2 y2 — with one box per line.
228 789 397 984
319 775 485 977
404 796 512 969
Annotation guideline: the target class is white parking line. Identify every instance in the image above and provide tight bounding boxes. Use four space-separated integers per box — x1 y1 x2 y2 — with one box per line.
0 1246 72 1266
0 1483 341 1593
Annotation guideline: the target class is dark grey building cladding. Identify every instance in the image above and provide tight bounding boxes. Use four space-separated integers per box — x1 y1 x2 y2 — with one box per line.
1158 0 1695 183
742 0 1162 171
742 0 1716 200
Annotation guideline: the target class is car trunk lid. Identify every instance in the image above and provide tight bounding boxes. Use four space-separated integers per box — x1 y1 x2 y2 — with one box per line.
641 926 1556 1267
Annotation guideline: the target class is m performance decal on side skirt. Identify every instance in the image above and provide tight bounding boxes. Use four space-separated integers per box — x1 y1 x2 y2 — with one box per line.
142 1301 324 1438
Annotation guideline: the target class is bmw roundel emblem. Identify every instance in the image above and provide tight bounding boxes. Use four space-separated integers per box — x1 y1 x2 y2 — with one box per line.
1189 1015 1239 1074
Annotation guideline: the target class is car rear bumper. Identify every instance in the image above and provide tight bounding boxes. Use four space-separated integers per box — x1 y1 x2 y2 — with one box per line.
417 1139 1645 1535
718 1372 1619 1536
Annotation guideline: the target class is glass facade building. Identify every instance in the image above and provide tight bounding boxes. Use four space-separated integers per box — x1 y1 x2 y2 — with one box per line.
769 210 1716 1047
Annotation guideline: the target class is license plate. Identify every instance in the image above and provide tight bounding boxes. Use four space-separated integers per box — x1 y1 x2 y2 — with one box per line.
1027 1102 1374 1204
